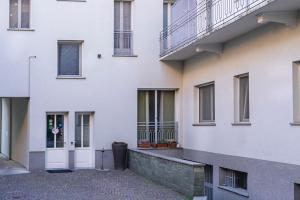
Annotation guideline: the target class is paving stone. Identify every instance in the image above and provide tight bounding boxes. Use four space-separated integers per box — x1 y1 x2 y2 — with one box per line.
0 169 185 200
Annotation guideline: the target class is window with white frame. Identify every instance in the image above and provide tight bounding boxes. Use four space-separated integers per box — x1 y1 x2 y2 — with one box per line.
220 168 247 190
114 0 133 56
58 41 82 77
75 113 90 148
198 82 215 123
234 74 250 123
9 0 30 29
293 62 300 123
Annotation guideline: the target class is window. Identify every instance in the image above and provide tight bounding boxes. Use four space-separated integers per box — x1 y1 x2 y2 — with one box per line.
293 62 300 124
198 82 215 123
46 114 64 148
204 165 213 200
114 0 133 56
137 90 176 146
234 74 250 123
58 41 82 77
9 0 30 29
75 113 90 148
220 168 247 190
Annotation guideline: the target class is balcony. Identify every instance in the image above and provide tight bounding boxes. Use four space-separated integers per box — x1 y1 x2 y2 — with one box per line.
160 0 300 61
114 30 134 56
137 122 178 148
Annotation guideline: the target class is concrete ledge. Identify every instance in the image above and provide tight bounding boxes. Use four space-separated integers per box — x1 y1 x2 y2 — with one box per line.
128 149 205 197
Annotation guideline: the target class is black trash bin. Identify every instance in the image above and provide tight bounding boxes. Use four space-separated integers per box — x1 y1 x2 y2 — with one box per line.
112 142 128 170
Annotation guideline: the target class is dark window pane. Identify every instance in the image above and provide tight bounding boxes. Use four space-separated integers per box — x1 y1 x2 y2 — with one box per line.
199 84 215 121
235 171 247 189
56 115 64 148
239 76 249 122
148 91 155 123
75 113 81 148
9 0 18 28
123 2 131 31
46 115 55 148
21 0 30 28
114 1 120 30
58 43 80 76
205 165 213 184
83 115 90 147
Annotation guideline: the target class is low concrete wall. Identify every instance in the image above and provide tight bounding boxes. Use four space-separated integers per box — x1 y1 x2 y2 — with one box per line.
128 149 205 197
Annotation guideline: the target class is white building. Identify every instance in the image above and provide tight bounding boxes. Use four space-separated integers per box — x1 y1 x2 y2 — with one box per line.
1 0 300 199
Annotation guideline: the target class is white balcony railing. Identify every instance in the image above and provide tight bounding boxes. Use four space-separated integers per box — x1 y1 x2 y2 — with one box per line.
114 30 133 56
160 0 274 57
137 122 178 147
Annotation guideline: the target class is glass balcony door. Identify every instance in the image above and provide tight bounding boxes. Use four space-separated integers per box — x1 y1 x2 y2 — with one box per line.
137 90 176 147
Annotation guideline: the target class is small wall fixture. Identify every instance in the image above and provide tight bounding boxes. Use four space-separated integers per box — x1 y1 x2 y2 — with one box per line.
97 54 102 59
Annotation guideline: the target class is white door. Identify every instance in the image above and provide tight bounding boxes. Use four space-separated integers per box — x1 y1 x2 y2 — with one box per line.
46 113 68 169
74 113 94 169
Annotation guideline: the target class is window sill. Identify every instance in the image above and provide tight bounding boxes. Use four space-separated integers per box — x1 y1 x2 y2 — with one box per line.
193 122 216 126
218 186 249 198
290 122 300 126
56 76 86 80
112 54 138 58
231 122 251 126
7 28 35 32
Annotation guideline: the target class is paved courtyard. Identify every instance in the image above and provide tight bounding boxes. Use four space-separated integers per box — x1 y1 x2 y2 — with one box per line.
0 169 186 200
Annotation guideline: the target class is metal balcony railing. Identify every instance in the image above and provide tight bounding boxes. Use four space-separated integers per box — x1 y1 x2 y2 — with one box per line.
114 30 133 56
160 0 274 57
137 122 178 147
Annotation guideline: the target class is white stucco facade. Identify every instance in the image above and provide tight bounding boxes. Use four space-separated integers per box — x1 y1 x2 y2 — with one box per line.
182 22 300 166
1 0 300 198
0 0 183 169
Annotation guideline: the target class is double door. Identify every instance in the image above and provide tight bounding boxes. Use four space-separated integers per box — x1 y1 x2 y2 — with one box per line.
46 113 93 169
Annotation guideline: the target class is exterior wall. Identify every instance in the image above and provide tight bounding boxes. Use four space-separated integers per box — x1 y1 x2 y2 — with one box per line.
182 22 300 166
11 99 29 168
0 0 182 169
1 98 11 158
183 149 300 200
129 149 205 197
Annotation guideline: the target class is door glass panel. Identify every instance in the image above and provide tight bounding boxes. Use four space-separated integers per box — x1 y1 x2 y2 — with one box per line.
162 91 175 122
137 91 146 123
46 115 55 148
83 115 90 147
148 91 155 124
56 115 64 148
75 113 81 148
157 91 161 123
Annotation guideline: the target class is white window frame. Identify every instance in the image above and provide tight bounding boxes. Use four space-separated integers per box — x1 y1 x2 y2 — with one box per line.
292 61 300 125
194 82 215 125
46 113 66 149
75 113 91 149
234 73 250 124
9 0 31 29
57 40 83 78
220 168 247 190
114 0 134 56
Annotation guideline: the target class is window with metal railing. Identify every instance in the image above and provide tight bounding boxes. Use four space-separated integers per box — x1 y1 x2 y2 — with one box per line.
114 0 133 56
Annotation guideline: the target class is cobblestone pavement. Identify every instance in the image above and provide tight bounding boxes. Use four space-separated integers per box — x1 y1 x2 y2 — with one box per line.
0 169 186 200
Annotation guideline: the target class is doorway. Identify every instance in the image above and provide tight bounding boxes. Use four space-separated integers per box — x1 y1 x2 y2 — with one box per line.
46 113 68 169
74 113 94 169
137 90 176 147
